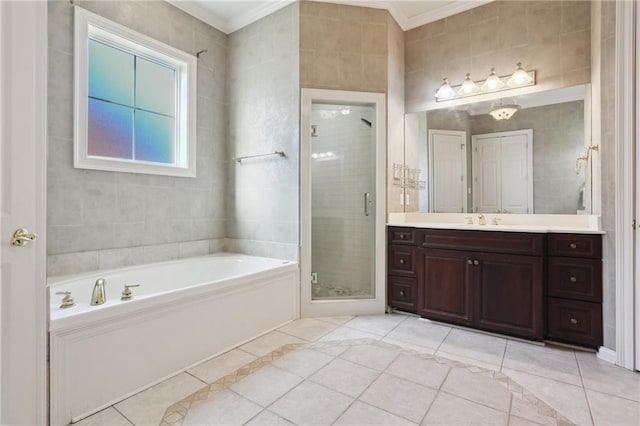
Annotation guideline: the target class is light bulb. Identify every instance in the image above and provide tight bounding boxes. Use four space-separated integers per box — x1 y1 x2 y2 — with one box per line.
507 62 533 87
457 73 480 96
435 78 455 99
481 68 505 91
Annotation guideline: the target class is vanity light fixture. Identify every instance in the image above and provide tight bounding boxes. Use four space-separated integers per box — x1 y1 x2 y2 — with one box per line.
435 63 536 102
435 78 456 99
481 68 505 91
507 62 534 87
458 73 481 96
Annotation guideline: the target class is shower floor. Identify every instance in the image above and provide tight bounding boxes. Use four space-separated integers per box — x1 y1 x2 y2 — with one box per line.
311 282 372 299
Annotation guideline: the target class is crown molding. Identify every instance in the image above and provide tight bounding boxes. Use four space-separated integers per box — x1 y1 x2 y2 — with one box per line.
167 0 230 33
227 0 296 34
170 0 497 35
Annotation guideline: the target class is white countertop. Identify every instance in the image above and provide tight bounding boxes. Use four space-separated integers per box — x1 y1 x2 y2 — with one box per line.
387 213 604 234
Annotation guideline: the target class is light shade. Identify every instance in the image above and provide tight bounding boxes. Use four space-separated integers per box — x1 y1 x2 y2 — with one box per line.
507 62 533 87
435 78 456 99
457 73 481 96
488 104 520 120
481 68 505 91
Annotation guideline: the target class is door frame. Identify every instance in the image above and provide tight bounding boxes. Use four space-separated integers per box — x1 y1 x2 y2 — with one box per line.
0 1 48 423
615 0 637 371
427 129 467 213
300 89 386 317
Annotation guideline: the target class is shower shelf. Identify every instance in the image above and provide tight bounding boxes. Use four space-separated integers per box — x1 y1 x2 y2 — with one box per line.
232 151 286 163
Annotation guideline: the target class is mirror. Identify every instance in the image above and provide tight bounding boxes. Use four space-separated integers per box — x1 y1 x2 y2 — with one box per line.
401 84 592 215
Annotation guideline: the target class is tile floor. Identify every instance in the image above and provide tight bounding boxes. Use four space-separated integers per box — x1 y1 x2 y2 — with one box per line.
73 314 640 426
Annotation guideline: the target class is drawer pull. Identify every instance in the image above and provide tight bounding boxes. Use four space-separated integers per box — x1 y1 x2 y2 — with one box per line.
467 259 473 265
399 259 405 264
473 260 479 266
399 234 405 239
570 317 578 325
569 243 577 249
399 290 405 296
570 276 577 283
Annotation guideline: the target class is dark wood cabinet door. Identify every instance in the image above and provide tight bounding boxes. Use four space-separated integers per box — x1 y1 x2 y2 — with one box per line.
419 249 473 326
388 276 417 313
474 252 544 340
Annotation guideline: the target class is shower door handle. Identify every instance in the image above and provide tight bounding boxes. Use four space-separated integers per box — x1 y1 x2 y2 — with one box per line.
364 192 372 216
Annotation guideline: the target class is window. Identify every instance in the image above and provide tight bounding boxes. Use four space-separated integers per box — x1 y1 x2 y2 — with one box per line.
74 7 197 177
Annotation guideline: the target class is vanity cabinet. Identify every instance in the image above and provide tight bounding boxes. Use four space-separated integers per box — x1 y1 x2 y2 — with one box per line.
387 226 604 347
546 234 603 348
417 229 544 340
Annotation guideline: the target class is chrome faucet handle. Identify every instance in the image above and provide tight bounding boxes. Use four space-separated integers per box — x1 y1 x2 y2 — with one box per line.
121 284 141 301
492 217 502 226
55 291 75 308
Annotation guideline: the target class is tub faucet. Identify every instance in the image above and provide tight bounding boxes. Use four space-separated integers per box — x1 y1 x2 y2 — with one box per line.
91 278 106 305
478 214 486 225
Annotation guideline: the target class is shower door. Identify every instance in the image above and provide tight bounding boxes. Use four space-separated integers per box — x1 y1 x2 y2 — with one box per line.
301 90 386 318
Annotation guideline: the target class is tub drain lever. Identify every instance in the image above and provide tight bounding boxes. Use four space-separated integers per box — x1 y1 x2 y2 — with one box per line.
121 284 141 301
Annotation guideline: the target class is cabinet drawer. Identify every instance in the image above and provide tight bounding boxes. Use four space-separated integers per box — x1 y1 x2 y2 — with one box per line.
388 276 417 313
547 298 602 348
388 227 416 245
548 234 602 258
388 244 416 277
548 257 602 302
419 229 544 256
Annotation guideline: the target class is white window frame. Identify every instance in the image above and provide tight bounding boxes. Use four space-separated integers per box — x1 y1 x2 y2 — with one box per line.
74 7 197 177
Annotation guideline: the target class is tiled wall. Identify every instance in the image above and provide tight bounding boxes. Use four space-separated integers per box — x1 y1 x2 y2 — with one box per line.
387 15 405 214
470 101 585 214
47 0 228 276
226 3 300 261
599 0 616 350
405 0 591 112
299 1 388 92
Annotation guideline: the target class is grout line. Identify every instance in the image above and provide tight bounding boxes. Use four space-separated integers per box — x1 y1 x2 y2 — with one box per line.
575 352 597 426
500 338 509 371
434 327 453 353
419 364 454 425
112 405 136 426
184 370 208 386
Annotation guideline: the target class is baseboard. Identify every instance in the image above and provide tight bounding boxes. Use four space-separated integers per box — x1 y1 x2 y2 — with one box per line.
597 346 617 364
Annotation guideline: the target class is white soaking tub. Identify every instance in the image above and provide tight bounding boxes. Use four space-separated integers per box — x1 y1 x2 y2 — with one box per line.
48 253 299 426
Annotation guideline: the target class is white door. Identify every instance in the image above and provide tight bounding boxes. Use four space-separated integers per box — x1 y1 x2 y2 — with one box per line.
428 130 467 213
0 2 48 424
300 89 386 317
472 130 533 213
500 134 531 213
473 137 501 213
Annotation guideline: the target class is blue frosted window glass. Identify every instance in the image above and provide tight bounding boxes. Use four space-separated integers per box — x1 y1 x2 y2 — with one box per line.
136 58 176 116
134 110 174 164
88 39 134 106
88 98 133 159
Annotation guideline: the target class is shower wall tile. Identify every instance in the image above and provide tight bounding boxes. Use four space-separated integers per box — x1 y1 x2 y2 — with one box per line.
405 0 591 112
599 0 616 350
47 1 228 272
98 247 144 271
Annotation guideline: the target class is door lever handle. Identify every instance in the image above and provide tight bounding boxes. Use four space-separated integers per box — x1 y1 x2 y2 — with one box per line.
10 228 37 247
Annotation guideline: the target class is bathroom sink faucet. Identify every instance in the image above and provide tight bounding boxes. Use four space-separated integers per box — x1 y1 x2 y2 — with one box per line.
91 278 106 305
478 214 486 225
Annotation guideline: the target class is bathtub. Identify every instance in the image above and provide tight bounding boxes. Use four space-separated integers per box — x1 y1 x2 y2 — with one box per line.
48 253 299 426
